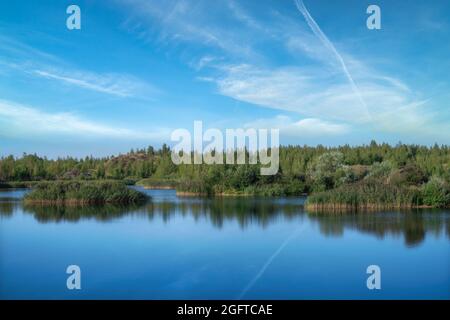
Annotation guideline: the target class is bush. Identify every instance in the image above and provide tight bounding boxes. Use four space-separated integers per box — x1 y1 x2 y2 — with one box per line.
421 176 450 207
388 164 427 186
365 161 395 180
307 152 344 191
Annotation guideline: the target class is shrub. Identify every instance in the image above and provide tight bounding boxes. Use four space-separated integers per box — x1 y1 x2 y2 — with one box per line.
388 164 427 186
308 152 344 191
365 161 395 180
421 176 450 207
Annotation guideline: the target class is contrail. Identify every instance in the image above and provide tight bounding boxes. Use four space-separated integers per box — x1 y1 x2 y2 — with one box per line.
237 226 304 299
294 0 370 119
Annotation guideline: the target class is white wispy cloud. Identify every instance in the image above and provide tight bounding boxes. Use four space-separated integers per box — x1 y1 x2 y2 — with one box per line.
32 68 159 98
227 1 266 32
190 55 223 71
0 35 160 99
207 63 450 139
0 99 170 141
245 115 349 136
118 0 259 59
0 34 62 63
208 64 368 122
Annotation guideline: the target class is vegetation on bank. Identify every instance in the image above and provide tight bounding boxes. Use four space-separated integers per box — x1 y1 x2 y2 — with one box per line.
1 142 449 208
306 165 450 211
136 177 178 189
307 180 429 211
23 181 148 205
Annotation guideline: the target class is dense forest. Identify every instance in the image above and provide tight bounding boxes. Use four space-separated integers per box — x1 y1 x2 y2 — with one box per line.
1 141 449 208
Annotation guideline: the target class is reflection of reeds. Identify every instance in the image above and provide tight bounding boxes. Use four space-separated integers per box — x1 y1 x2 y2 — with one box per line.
0 201 18 217
23 202 146 222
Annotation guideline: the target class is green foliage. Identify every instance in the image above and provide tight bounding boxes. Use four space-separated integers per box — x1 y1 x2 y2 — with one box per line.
122 177 139 185
388 163 427 186
365 160 395 180
421 176 450 207
24 181 148 204
177 178 212 195
307 151 343 187
230 165 259 189
136 178 178 188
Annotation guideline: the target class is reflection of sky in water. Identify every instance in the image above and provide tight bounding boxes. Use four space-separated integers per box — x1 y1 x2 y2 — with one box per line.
0 188 449 299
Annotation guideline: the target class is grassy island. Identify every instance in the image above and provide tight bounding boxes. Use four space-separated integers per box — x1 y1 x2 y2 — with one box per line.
306 181 422 211
23 181 148 205
306 168 450 212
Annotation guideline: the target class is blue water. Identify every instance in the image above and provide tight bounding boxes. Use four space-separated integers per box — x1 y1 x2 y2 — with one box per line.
0 188 449 299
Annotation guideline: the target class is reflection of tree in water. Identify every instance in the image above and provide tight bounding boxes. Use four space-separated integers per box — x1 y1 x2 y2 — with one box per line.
0 201 19 217
308 210 450 246
20 198 304 227
145 198 303 228
11 198 450 246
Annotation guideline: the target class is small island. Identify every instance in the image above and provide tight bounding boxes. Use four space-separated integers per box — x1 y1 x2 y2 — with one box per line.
23 181 148 205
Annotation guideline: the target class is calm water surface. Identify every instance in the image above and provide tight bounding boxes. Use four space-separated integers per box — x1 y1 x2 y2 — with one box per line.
0 187 449 299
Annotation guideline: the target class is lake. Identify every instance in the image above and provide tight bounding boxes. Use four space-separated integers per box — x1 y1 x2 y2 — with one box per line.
0 187 449 299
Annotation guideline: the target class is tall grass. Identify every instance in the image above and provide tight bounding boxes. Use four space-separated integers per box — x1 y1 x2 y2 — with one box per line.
24 181 148 205
306 180 423 212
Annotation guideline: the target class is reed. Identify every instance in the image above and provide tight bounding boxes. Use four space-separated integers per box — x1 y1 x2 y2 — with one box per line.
306 180 424 212
24 181 148 205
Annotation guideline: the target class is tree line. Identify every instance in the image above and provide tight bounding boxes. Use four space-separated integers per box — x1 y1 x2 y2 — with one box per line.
1 141 449 206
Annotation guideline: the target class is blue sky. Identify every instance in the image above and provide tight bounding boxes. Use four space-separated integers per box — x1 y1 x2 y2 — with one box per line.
0 0 449 157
